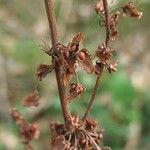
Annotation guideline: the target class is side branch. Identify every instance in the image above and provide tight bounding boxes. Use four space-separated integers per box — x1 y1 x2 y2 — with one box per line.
44 0 71 123
82 76 101 120
82 0 109 120
103 0 110 46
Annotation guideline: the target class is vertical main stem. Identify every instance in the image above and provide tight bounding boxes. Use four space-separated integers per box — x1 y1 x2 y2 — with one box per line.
44 0 71 123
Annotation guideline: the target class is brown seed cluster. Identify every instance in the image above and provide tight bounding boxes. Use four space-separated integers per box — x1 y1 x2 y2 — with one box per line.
51 115 108 150
10 108 40 148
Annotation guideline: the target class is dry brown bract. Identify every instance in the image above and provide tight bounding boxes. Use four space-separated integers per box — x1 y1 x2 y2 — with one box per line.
122 2 143 19
36 63 55 81
67 83 86 102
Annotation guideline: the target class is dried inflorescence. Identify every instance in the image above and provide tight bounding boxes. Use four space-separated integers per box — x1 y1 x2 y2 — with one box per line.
51 115 108 150
41 32 95 86
10 108 40 149
10 0 142 149
96 0 142 41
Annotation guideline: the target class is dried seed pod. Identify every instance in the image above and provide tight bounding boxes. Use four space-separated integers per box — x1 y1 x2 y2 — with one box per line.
108 12 120 40
67 83 86 102
78 49 95 74
95 60 104 75
96 44 112 62
122 2 143 19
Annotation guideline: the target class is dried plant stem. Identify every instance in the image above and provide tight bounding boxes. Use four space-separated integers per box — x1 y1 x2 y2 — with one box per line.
82 0 109 120
82 76 101 120
44 0 71 123
103 0 110 46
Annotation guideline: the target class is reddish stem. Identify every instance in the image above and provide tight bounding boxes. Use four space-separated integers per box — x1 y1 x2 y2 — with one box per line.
82 0 110 120
44 0 71 124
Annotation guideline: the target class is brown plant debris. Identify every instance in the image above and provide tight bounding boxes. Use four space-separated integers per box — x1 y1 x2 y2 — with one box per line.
67 83 86 102
96 43 112 63
10 108 40 149
77 48 95 74
23 91 40 107
51 115 110 150
36 63 55 81
121 2 143 19
42 32 95 86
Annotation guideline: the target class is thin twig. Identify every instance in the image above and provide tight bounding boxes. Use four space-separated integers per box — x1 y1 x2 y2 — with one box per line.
44 0 71 123
82 0 110 120
103 0 110 46
82 76 101 120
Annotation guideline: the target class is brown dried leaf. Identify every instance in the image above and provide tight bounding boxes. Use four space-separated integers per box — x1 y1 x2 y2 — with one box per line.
37 63 54 81
68 32 84 52
122 2 143 19
67 83 86 102
23 91 40 107
72 32 84 44
10 108 40 144
78 49 95 74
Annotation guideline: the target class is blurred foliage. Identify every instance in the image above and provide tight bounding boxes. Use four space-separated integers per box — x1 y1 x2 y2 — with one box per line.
0 0 150 150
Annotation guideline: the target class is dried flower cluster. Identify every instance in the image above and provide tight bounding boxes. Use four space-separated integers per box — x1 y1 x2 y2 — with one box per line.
10 0 142 149
10 108 40 149
51 116 110 150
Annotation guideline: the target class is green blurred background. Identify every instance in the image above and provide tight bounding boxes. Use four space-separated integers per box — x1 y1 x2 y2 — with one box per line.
0 0 150 149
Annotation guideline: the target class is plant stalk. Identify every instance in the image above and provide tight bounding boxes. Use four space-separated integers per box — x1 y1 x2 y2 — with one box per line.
44 0 71 123
82 76 101 120
82 0 109 120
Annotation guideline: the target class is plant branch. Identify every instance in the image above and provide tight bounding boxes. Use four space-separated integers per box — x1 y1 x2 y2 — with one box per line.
103 0 110 46
82 0 109 120
82 76 101 120
44 0 71 123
